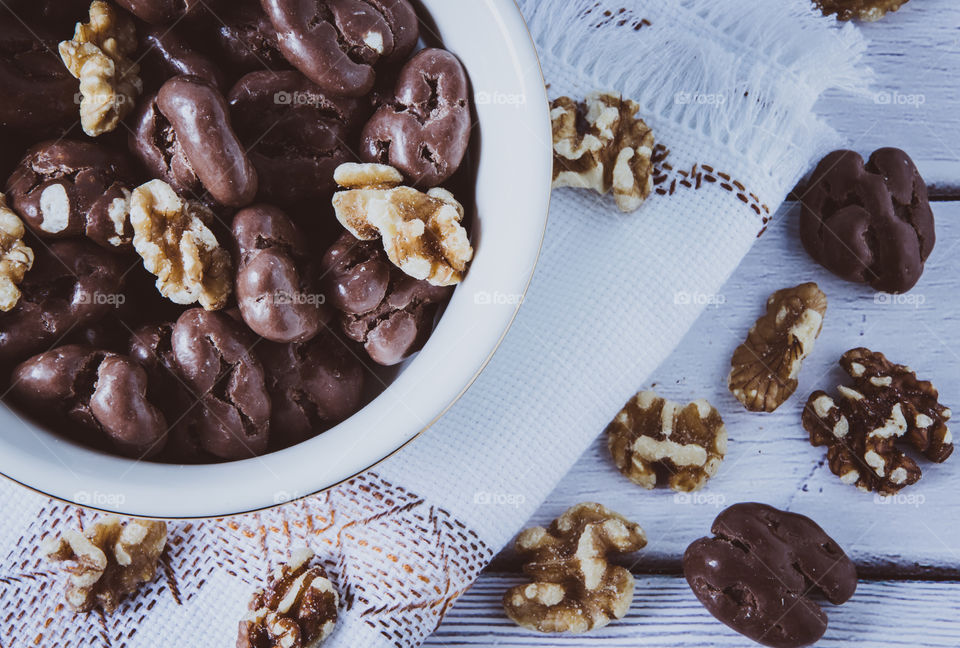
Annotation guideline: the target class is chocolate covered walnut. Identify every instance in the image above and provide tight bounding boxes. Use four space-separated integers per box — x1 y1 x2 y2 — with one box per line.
59 0 143 136
129 179 233 310
729 283 827 413
43 516 167 613
815 0 909 21
0 194 33 311
332 163 473 286
238 548 338 648
503 503 647 634
552 93 654 213
803 348 953 494
607 391 727 492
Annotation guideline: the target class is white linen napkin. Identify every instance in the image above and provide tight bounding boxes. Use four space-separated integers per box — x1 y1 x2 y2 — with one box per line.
0 1 870 646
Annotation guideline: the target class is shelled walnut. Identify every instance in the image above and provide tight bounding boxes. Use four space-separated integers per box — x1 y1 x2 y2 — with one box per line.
802 348 953 494
607 391 727 492
503 503 647 634
237 548 339 648
551 93 655 213
0 194 34 311
59 0 142 136
43 516 167 613
129 179 232 310
332 163 473 286
815 0 909 21
729 283 827 413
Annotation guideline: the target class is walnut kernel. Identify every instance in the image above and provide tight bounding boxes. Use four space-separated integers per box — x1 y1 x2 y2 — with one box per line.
129 179 232 310
332 163 473 286
59 0 142 136
43 516 167 613
0 193 34 311
607 391 727 492
551 93 655 213
729 283 827 412
503 503 646 634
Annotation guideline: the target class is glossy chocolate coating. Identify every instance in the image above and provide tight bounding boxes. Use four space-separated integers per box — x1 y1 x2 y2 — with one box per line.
322 233 451 366
258 333 364 447
114 0 208 25
12 345 168 458
228 70 363 206
0 241 125 365
6 140 135 249
232 205 330 343
260 0 418 97
211 0 288 75
157 75 258 207
0 21 79 134
129 91 203 198
800 148 934 294
171 309 271 459
683 503 858 648
141 26 226 91
361 48 471 187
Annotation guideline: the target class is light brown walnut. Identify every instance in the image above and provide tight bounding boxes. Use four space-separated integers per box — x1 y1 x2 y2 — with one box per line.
551 93 655 213
237 548 339 648
43 516 167 613
59 0 142 136
129 179 232 310
803 348 953 494
815 0 910 21
0 193 34 311
503 503 647 634
729 282 827 413
332 163 473 286
607 391 727 492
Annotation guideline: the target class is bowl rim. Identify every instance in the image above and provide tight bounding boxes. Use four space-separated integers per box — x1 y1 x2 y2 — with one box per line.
0 0 552 519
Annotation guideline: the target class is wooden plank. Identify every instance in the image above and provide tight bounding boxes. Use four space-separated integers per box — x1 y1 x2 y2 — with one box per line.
428 574 960 647
813 0 960 193
499 200 960 577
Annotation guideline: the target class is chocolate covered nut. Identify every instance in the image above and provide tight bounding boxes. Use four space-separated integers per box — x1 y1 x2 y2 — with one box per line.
157 75 258 207
800 148 934 294
6 140 135 249
261 0 419 97
210 0 287 74
684 503 857 648
322 233 451 366
232 205 330 343
114 0 207 24
129 92 202 197
171 308 271 459
228 71 362 207
11 345 168 458
361 49 471 187
258 333 364 447
0 21 79 134
0 240 125 364
802 348 952 494
141 26 226 91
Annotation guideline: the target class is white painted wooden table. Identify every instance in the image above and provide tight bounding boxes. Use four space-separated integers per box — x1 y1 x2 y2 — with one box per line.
430 3 960 646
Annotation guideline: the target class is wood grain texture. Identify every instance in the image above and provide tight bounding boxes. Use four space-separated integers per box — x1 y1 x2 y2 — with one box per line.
426 574 960 647
812 0 960 193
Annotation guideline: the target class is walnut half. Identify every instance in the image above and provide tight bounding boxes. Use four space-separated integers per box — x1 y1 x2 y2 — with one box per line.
332 163 473 286
503 503 646 634
607 391 727 492
551 93 655 213
729 282 827 412
238 548 339 648
59 0 142 136
0 193 34 311
129 179 233 310
43 516 167 613
803 348 953 494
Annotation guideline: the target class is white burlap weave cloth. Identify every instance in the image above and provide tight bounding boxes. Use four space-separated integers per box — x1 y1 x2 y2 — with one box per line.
0 1 870 646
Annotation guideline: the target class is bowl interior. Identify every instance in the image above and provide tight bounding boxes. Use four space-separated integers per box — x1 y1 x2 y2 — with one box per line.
0 0 551 518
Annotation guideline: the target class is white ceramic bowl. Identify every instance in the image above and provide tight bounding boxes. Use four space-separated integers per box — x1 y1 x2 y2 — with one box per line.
0 0 551 518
